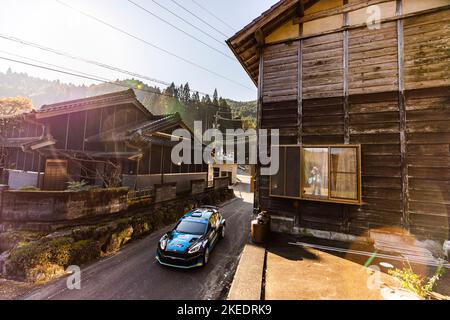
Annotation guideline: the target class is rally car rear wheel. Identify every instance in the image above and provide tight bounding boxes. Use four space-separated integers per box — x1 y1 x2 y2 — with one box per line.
203 247 210 265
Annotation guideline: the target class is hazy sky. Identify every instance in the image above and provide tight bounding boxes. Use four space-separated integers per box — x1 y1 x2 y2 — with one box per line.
0 0 278 101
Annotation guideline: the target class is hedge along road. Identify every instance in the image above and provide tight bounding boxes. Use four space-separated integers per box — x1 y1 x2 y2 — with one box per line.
22 175 253 300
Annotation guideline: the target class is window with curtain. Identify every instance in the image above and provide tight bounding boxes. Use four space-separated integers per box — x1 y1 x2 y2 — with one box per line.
270 145 361 204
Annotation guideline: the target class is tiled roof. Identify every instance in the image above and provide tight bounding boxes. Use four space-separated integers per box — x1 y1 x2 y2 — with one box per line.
0 135 55 150
128 113 181 135
36 89 152 118
227 0 306 85
84 113 183 145
38 148 143 160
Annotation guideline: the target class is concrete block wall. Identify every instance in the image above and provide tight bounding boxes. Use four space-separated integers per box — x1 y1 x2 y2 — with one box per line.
214 177 230 190
154 183 177 203
123 173 207 193
191 179 206 195
0 188 129 222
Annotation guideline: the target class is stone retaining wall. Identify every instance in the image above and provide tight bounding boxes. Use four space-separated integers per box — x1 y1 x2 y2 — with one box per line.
214 177 230 190
0 187 235 283
154 183 177 203
191 179 206 195
0 188 129 223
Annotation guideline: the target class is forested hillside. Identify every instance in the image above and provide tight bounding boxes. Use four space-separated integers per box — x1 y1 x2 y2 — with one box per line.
0 69 256 131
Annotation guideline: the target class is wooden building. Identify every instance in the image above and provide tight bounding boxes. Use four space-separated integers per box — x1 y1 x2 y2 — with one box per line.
0 90 208 191
228 0 450 242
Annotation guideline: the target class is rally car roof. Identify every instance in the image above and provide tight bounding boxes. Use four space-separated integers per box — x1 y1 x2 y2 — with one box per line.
184 208 216 220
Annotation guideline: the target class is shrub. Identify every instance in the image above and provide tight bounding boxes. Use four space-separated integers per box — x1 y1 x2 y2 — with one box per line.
67 180 91 192
389 262 446 299
6 237 101 282
70 240 101 265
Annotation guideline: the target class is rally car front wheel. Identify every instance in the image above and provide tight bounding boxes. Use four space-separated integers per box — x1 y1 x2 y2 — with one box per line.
220 225 225 239
203 247 210 265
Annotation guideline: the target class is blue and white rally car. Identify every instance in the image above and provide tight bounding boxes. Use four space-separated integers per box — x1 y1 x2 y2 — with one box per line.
156 206 226 268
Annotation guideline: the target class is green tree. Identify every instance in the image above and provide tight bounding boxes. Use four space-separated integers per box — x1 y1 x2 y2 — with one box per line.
213 88 219 106
0 96 33 117
202 94 212 105
164 82 176 97
181 82 191 103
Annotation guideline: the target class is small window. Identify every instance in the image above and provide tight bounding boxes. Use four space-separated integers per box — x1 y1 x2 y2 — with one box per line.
270 145 361 205
330 147 358 201
302 147 329 200
270 145 301 199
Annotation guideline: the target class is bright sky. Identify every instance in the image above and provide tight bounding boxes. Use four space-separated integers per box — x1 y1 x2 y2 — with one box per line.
0 0 278 101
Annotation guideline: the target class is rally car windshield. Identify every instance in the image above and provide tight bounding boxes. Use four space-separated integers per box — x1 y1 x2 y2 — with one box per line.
175 220 207 235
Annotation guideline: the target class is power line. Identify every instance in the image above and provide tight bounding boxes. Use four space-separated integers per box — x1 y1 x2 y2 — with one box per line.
0 33 211 97
169 0 229 38
150 0 227 48
54 0 253 91
0 55 179 100
126 0 234 61
191 0 237 33
0 53 237 112
0 49 111 83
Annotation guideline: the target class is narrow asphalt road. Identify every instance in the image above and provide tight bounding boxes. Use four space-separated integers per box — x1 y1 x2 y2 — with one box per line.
22 175 253 300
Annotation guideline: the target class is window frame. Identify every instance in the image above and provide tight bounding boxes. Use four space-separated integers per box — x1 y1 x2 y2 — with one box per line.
270 144 362 205
269 145 302 200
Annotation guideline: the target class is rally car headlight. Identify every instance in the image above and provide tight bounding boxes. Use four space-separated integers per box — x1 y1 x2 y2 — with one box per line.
159 235 168 251
188 242 202 254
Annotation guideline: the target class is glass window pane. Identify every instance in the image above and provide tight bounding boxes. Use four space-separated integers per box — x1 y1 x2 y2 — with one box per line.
270 146 285 196
330 173 358 199
285 146 300 198
330 147 358 200
302 148 329 199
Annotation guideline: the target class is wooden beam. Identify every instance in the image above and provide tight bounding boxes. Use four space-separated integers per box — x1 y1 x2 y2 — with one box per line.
64 113 70 150
297 28 303 145
229 0 299 44
396 0 409 230
343 1 350 144
269 4 450 48
297 0 305 17
254 46 264 213
294 0 394 24
255 28 265 47
82 110 88 152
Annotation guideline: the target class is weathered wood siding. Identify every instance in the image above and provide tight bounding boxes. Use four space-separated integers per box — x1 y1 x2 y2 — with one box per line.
263 42 299 103
302 33 343 99
348 92 402 234
259 8 450 240
406 87 450 239
348 22 399 95
404 10 450 90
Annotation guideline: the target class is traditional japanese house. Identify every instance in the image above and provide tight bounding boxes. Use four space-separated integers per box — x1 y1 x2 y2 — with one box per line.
0 89 208 191
228 0 450 243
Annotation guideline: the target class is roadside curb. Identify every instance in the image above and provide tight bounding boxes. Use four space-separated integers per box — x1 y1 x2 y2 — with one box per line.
227 243 265 300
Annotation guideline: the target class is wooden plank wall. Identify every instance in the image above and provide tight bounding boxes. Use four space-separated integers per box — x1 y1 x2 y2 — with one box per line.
348 92 402 234
263 42 299 103
404 10 450 90
406 88 450 239
348 21 399 95
302 33 344 99
260 8 450 240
